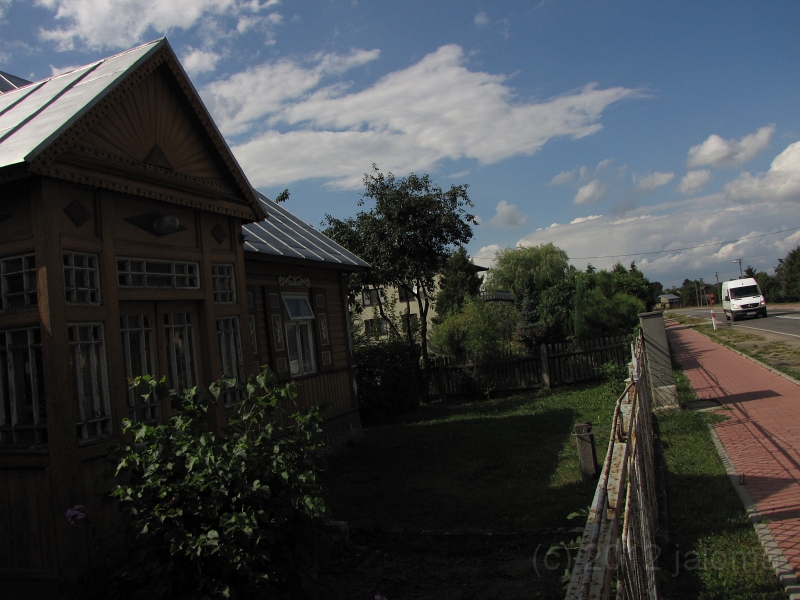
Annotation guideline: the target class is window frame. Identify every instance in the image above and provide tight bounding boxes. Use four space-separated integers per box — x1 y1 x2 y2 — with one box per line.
281 292 316 377
120 314 158 423
0 326 46 448
117 257 200 289
216 317 245 405
0 252 37 311
211 264 237 303
64 251 101 305
69 323 112 443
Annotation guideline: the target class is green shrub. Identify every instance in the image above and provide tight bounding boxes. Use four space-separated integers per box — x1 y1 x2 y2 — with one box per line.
431 296 520 357
354 335 423 422
110 370 329 600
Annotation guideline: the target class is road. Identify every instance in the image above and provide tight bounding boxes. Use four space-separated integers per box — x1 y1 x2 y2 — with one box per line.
668 305 800 339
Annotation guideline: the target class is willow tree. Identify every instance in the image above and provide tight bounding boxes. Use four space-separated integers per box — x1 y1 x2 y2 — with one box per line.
323 167 477 370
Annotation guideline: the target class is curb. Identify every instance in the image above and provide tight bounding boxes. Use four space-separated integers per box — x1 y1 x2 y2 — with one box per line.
707 425 800 599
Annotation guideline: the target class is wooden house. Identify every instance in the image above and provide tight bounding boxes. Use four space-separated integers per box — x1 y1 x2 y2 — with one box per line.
0 38 367 592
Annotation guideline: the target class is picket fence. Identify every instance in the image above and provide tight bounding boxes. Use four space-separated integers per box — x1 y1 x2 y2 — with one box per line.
431 336 629 398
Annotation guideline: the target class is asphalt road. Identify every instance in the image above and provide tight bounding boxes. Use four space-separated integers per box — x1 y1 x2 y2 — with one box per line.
668 305 800 339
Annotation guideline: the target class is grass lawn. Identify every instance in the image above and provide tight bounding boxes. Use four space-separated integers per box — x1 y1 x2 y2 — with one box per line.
657 365 784 599
321 382 622 599
325 384 623 533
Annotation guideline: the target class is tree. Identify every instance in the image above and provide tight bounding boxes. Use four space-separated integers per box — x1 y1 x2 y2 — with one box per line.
485 243 570 303
776 246 800 302
323 167 476 372
434 246 483 317
431 297 519 357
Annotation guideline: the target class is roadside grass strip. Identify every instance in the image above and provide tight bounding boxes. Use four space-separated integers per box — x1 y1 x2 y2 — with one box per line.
657 366 785 599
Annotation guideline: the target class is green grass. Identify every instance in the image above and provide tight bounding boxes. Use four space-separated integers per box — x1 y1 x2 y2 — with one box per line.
325 383 622 533
658 361 784 599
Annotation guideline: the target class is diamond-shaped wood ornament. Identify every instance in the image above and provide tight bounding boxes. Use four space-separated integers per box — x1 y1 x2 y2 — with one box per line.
64 200 91 228
211 223 228 244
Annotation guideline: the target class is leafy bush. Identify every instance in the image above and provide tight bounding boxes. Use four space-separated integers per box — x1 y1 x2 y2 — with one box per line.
110 370 329 600
430 296 520 357
354 335 423 422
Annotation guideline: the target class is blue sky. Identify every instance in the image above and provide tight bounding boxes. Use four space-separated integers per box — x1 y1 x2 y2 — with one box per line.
3 1 800 287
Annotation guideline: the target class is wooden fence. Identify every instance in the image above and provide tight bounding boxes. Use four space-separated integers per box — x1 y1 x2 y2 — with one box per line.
430 336 629 399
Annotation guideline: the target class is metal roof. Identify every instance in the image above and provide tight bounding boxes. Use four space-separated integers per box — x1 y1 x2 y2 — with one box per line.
0 71 31 94
243 191 370 269
0 41 160 169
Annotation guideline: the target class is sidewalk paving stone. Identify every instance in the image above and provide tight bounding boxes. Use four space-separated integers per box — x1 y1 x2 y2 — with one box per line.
668 323 800 578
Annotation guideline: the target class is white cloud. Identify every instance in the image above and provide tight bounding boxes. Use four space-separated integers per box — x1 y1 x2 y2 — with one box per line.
573 179 605 204
679 169 712 195
570 214 602 225
202 48 381 136
687 124 775 169
515 197 800 286
724 141 800 202
182 48 221 75
550 169 575 185
222 44 639 188
488 201 528 228
474 11 489 26
634 171 674 191
474 244 503 268
0 0 11 18
35 0 281 50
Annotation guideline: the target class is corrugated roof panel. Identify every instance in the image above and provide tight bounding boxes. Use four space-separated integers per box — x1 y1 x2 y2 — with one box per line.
242 192 369 269
0 83 43 117
0 40 161 169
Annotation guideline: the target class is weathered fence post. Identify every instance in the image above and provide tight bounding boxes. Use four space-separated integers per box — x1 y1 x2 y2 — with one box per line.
540 344 550 388
574 421 599 483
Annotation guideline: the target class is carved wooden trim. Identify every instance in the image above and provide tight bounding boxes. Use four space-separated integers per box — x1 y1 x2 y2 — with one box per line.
278 275 311 287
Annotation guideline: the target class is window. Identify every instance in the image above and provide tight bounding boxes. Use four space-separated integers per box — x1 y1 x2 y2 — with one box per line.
364 317 389 337
0 253 37 310
164 312 199 392
212 264 236 303
283 293 315 376
398 285 412 303
0 327 46 447
730 285 761 300
64 252 101 304
217 317 245 405
402 313 419 334
69 324 112 442
117 258 199 289
120 314 157 422
361 288 385 307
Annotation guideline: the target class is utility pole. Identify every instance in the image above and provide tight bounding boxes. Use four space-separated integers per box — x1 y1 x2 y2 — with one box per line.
694 280 700 307
733 258 743 278
699 278 706 306
713 272 720 305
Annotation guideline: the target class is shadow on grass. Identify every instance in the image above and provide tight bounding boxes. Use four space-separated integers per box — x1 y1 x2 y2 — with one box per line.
325 403 601 533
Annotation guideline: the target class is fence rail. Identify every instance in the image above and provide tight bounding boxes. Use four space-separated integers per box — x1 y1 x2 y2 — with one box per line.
565 332 660 600
431 336 629 398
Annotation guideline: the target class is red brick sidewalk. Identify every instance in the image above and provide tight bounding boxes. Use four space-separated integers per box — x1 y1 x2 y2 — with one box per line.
667 323 800 577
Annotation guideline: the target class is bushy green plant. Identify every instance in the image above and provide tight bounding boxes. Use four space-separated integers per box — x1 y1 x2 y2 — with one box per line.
110 370 329 600
431 296 520 357
354 334 423 421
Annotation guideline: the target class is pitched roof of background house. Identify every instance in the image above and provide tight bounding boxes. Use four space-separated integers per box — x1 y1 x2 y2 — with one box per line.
0 71 31 94
243 191 370 269
0 38 265 220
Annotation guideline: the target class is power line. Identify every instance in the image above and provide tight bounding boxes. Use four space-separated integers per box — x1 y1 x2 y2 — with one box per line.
569 226 800 261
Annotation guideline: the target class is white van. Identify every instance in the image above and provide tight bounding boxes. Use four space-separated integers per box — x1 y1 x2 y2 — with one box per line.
721 277 767 322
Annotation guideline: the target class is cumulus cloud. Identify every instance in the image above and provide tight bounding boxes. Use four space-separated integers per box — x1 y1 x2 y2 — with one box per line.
514 196 800 286
574 180 605 204
679 169 712 195
634 171 674 191
474 244 503 267
687 124 775 169
182 48 221 75
550 169 576 185
474 11 489 26
49 63 83 76
0 0 10 18
36 0 282 50
488 201 528 228
724 141 800 202
222 45 639 188
570 214 602 224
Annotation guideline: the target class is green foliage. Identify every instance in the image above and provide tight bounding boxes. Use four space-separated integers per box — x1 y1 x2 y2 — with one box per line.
274 189 290 203
323 167 476 366
430 296 520 357
485 242 570 303
574 288 645 340
776 245 800 301
353 334 423 422
434 246 483 317
110 370 329 600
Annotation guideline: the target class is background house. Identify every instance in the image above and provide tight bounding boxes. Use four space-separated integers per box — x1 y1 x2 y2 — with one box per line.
0 38 367 591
